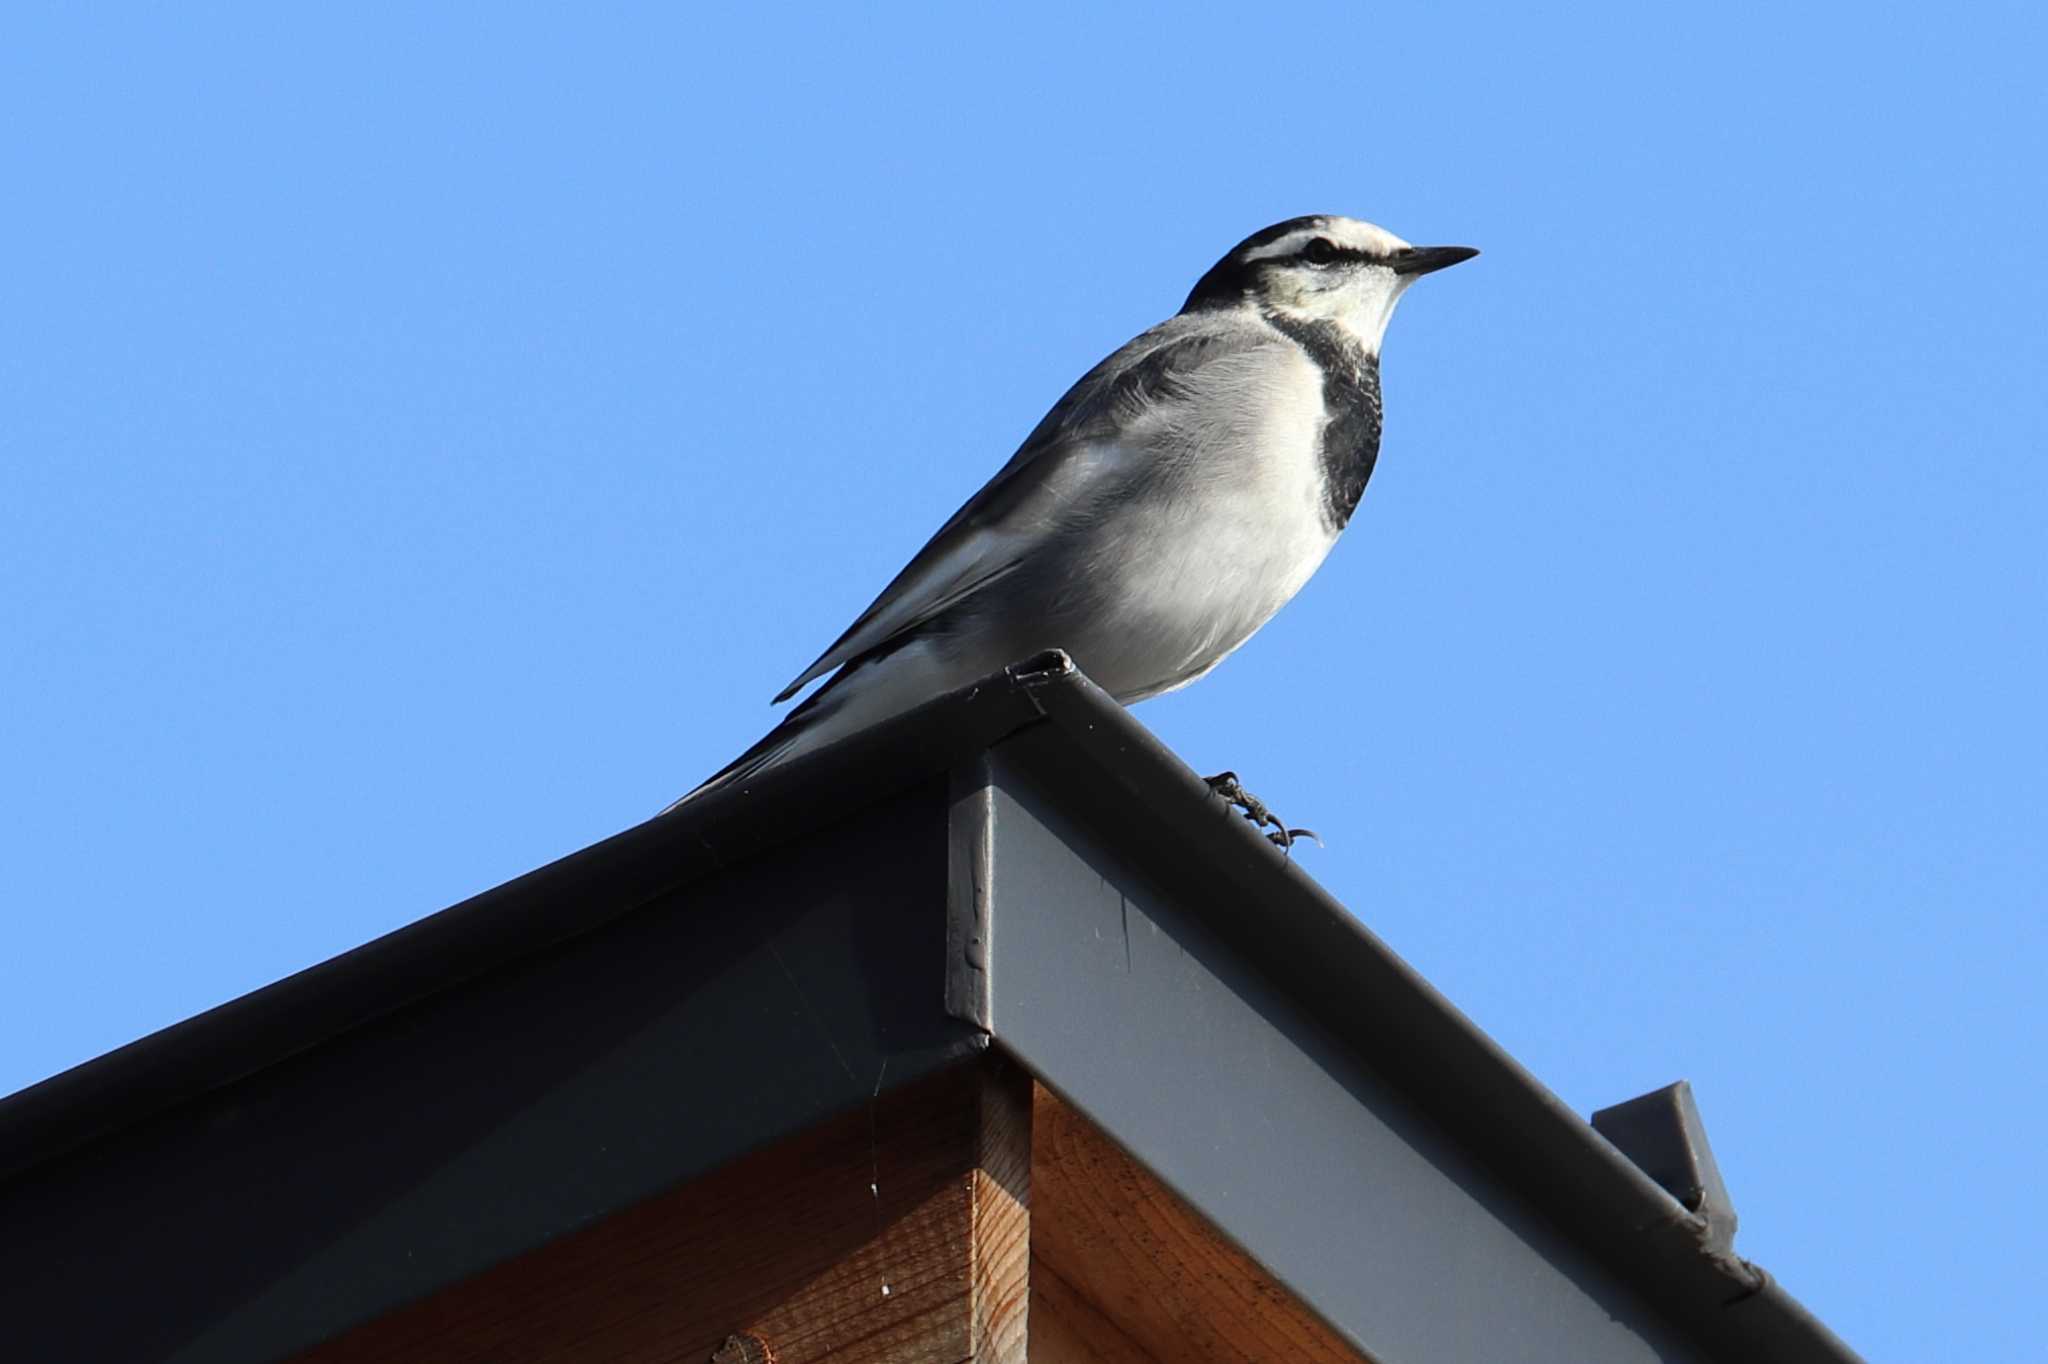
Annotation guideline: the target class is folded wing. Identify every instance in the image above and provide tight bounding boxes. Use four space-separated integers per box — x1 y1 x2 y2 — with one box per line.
773 319 1275 702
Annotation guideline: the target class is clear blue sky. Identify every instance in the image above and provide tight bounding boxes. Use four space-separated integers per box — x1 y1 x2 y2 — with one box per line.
4 6 2041 1357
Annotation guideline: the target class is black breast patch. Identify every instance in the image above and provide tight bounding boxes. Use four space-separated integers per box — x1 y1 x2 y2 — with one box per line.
1264 314 1383 532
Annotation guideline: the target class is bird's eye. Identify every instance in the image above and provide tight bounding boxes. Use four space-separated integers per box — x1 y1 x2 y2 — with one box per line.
1302 238 1339 265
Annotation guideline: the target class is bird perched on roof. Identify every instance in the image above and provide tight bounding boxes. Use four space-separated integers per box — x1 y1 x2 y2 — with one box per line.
671 216 1475 841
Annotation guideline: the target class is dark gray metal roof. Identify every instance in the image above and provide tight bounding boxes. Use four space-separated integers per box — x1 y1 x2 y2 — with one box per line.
0 652 1863 1364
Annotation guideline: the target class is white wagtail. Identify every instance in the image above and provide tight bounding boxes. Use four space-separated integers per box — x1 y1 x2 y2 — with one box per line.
673 216 1475 839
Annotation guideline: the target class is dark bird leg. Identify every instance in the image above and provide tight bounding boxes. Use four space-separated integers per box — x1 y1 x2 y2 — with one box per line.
1203 771 1321 852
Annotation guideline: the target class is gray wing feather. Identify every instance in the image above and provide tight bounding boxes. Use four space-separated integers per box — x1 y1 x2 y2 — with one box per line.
773 317 1274 703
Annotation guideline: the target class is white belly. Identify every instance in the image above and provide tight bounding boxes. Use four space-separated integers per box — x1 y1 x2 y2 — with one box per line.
1070 352 1338 700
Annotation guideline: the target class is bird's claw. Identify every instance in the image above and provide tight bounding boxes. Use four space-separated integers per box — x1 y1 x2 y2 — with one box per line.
1205 771 1320 854
1204 771 1268 825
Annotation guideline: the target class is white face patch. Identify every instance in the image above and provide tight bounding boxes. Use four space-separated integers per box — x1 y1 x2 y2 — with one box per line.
1248 217 1418 353
1267 269 1411 352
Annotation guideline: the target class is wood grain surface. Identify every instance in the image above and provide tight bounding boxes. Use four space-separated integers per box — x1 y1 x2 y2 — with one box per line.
296 1059 1030 1364
1027 1083 1373 1364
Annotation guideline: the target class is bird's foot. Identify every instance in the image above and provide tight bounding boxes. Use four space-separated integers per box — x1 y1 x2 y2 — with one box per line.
1203 771 1322 852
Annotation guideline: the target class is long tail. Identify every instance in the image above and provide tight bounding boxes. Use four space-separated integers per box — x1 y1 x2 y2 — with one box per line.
661 692 836 813
662 646 930 813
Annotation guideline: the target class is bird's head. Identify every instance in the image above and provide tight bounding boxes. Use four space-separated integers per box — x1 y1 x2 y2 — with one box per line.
1182 215 1477 353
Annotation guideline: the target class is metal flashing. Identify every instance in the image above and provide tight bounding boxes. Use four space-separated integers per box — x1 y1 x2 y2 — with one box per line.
0 654 1862 1364
945 753 997 1037
0 660 1062 1186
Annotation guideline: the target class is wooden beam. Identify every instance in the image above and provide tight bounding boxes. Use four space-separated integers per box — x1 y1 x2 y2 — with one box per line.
1027 1084 1374 1364
295 1058 1031 1364
1028 1260 1157 1364
969 1055 1032 1360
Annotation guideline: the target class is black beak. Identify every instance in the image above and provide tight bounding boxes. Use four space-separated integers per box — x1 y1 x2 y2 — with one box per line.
1389 244 1480 277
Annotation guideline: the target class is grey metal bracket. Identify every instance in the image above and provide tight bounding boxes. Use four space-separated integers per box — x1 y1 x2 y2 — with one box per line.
1592 1080 1740 1258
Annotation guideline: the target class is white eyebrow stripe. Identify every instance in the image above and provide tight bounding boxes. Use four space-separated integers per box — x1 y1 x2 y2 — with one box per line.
1241 228 1328 264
